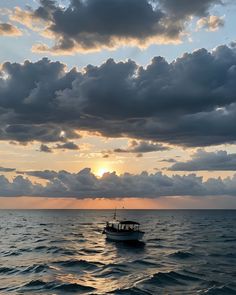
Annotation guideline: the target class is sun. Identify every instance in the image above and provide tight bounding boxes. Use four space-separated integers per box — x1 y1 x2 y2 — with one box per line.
96 167 110 177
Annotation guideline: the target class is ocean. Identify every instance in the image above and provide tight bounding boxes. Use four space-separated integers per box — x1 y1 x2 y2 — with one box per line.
0 210 236 294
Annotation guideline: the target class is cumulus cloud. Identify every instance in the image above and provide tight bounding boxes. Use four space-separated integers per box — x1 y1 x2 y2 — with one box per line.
2 168 236 198
0 23 22 36
197 15 225 31
169 150 236 171
1 44 236 146
0 175 42 197
9 0 227 53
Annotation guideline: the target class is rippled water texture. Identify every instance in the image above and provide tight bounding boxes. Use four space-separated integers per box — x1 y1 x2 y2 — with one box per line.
0 210 236 294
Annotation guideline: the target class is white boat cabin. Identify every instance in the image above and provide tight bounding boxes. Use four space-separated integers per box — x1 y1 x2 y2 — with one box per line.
106 220 140 232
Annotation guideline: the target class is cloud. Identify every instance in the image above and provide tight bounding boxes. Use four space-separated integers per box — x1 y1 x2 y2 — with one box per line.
169 150 236 171
40 144 52 153
55 141 79 150
0 166 16 172
158 0 223 18
10 5 51 31
102 154 109 158
160 158 177 163
2 168 236 198
0 23 22 36
17 169 57 180
1 44 236 146
40 141 79 152
197 15 225 31
0 124 79 143
113 140 169 153
0 174 43 197
10 0 226 53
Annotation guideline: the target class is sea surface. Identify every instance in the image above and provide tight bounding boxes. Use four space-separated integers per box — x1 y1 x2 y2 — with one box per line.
0 210 236 295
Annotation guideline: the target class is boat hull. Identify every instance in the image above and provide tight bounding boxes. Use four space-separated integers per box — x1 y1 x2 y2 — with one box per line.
104 229 144 241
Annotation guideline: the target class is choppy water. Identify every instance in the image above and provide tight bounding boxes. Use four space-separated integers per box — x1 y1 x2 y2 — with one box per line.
0 210 236 295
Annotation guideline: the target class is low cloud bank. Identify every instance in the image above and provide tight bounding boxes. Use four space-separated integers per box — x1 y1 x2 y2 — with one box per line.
1 168 236 198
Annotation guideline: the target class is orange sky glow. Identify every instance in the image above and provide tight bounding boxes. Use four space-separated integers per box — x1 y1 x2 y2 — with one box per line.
1 196 236 209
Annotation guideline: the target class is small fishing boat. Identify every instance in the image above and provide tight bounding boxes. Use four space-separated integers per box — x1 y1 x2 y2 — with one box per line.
103 212 145 241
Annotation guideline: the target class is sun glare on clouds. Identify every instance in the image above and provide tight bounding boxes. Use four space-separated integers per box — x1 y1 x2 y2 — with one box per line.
96 167 111 177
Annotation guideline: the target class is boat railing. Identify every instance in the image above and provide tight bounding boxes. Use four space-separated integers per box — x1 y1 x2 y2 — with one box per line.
106 222 140 232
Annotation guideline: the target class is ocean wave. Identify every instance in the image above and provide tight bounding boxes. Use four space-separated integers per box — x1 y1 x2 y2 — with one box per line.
80 247 103 254
23 279 47 288
203 285 236 294
53 282 95 292
147 238 163 242
223 238 236 242
34 238 47 243
21 264 49 274
34 245 48 251
2 250 21 257
55 259 103 270
49 239 69 244
142 270 201 287
169 251 194 259
111 286 152 294
34 245 76 255
47 245 76 254
132 259 160 267
0 267 18 274
21 279 95 293
94 267 128 278
209 252 236 258
93 262 129 278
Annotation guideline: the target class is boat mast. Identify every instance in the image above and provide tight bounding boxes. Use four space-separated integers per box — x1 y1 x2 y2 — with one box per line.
113 208 117 220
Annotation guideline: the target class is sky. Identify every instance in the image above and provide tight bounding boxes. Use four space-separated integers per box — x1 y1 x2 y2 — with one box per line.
1 0 236 209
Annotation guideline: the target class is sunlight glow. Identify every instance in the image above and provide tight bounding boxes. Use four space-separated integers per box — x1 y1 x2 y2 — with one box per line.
96 167 110 177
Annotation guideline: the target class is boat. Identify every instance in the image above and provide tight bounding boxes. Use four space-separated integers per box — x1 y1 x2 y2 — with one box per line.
103 219 145 241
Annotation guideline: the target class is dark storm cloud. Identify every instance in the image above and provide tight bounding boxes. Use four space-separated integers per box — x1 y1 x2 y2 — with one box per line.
0 166 16 172
170 150 236 171
0 124 77 143
2 168 236 198
1 44 236 146
12 0 226 53
0 57 80 143
113 141 169 153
